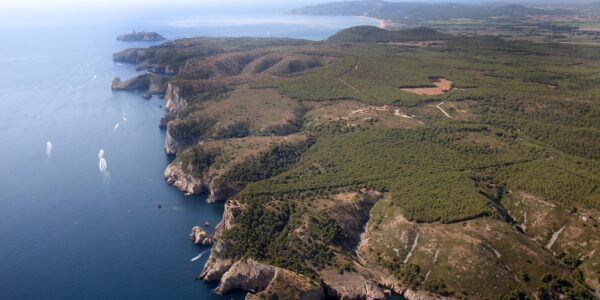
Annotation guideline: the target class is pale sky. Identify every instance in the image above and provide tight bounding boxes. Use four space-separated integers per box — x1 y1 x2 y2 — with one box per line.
0 0 323 9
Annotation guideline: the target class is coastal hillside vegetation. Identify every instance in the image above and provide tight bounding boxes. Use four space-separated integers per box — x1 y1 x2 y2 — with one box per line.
116 25 600 299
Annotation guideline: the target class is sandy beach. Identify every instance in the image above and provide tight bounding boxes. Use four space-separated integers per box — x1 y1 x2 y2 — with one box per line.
359 16 388 29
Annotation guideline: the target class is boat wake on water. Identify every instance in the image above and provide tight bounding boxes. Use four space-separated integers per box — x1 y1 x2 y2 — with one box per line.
98 149 110 180
46 141 52 159
190 249 209 262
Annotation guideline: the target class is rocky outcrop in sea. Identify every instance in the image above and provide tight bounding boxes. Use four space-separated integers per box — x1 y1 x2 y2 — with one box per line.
117 31 165 42
189 226 213 245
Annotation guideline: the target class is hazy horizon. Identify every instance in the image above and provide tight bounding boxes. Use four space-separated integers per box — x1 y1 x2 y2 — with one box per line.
2 0 592 11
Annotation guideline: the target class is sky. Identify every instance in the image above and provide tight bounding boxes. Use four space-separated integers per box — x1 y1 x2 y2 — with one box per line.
0 0 586 17
1 0 582 10
0 0 327 26
0 0 327 10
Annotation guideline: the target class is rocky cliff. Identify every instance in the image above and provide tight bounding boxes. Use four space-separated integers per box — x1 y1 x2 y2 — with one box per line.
113 49 176 75
117 31 165 42
164 83 188 115
162 83 192 155
200 201 240 281
201 202 325 299
163 161 205 195
190 226 213 245
111 73 166 99
216 259 325 300
163 160 238 201
199 191 432 300
164 127 187 157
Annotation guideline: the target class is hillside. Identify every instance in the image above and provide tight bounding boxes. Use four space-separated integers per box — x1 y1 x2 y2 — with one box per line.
327 26 452 43
291 0 571 21
115 27 600 299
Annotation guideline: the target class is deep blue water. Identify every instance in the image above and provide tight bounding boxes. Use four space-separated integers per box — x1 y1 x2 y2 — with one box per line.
0 5 375 300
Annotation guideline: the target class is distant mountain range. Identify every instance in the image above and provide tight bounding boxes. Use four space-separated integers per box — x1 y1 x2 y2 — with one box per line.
290 0 575 21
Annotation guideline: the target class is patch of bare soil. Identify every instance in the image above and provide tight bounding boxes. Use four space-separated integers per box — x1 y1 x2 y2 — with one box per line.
385 41 447 48
401 78 454 95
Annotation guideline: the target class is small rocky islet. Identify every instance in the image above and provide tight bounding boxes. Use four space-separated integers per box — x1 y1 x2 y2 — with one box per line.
116 30 166 42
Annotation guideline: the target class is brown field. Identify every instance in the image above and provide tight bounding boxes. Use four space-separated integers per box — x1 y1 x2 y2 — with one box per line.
400 78 454 95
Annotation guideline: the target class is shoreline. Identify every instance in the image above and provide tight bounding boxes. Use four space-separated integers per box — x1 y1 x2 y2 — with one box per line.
358 15 388 29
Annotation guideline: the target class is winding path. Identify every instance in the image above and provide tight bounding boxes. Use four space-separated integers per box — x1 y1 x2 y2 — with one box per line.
436 101 453 119
403 233 420 264
338 78 363 96
546 225 566 250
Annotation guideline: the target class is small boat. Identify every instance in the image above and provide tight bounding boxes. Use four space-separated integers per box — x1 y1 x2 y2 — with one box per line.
204 221 210 227
157 204 162 209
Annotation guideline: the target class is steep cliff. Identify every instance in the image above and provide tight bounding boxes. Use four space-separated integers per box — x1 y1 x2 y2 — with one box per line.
164 134 310 201
111 73 166 99
164 83 188 115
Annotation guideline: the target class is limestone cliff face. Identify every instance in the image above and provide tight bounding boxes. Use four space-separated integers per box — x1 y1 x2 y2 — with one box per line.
200 202 349 300
214 259 277 294
112 73 165 100
164 83 187 115
198 190 448 300
164 125 186 156
189 226 213 245
164 162 205 195
200 201 241 281
402 289 446 300
163 83 191 156
163 160 240 200
319 269 386 300
211 258 326 300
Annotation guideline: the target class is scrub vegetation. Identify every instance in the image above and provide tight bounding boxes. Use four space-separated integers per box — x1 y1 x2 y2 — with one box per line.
116 25 600 299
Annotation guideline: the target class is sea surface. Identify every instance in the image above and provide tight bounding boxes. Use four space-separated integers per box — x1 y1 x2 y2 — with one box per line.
0 5 376 300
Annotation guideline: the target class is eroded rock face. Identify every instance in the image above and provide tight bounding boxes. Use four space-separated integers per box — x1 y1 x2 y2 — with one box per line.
208 184 238 203
189 226 213 245
164 126 186 156
402 289 447 300
200 255 235 282
111 73 164 95
163 160 240 198
320 269 386 300
200 201 242 282
164 162 206 195
214 259 277 295
162 83 189 155
164 83 187 115
207 257 326 300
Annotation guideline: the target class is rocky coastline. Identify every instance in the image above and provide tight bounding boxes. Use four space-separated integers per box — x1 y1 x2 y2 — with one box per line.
111 73 166 99
108 35 528 300
111 63 445 300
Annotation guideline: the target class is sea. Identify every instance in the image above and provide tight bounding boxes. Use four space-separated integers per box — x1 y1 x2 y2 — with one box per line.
0 3 376 300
